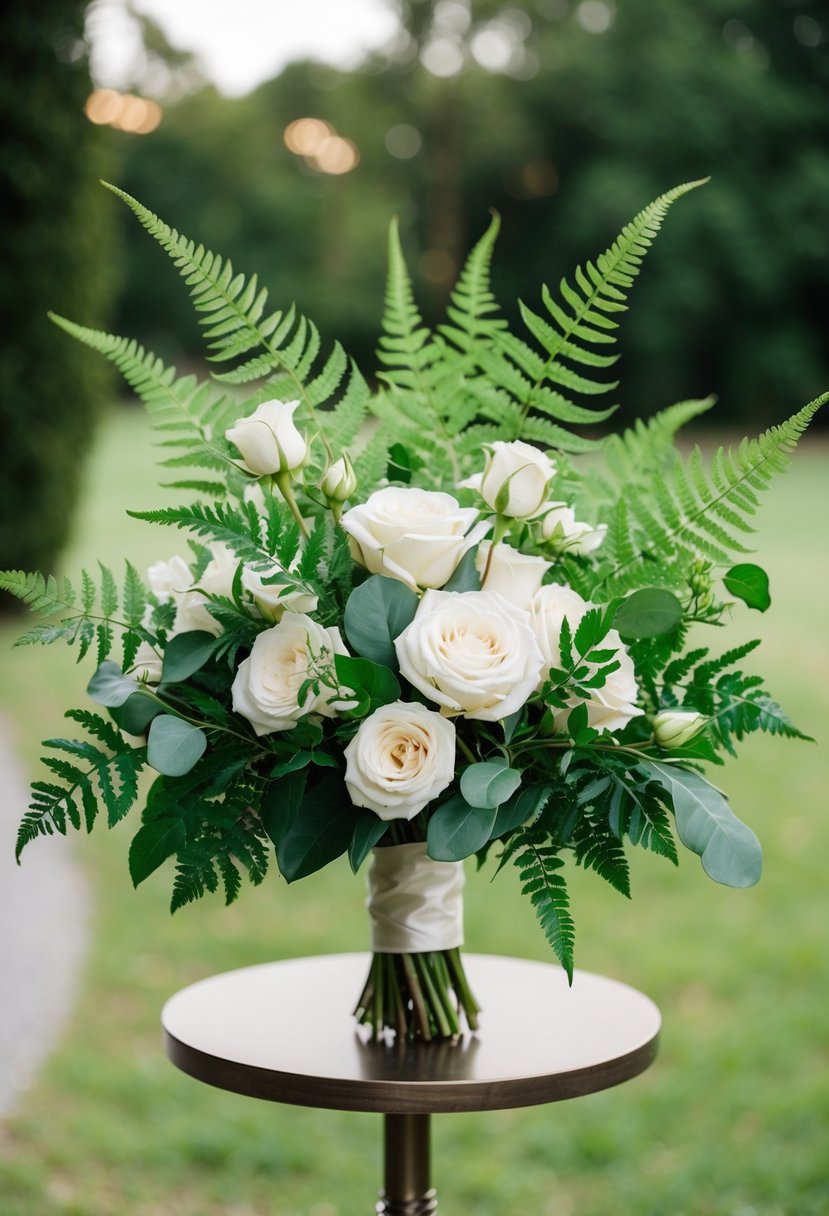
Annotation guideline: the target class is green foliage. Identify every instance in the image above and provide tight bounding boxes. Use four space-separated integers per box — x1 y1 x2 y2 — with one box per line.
16 709 145 860
506 829 575 981
0 2 116 598
587 394 828 598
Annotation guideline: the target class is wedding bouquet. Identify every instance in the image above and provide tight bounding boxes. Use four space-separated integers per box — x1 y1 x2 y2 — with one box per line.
3 178 822 1042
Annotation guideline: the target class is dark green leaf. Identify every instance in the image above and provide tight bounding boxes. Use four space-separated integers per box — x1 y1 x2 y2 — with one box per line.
615 588 683 640
348 812 389 873
441 546 482 593
87 661 139 708
147 715 207 777
161 630 222 683
129 817 185 886
261 770 307 845
343 575 418 669
723 563 771 612
110 690 164 736
277 773 356 882
427 794 498 861
490 784 552 840
333 653 401 717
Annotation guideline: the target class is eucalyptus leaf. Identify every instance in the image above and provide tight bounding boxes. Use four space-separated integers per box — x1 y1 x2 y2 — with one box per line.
615 588 683 640
646 761 762 887
87 660 139 708
723 563 771 612
427 794 498 861
343 575 419 669
490 784 552 840
161 630 221 683
147 715 207 777
460 760 522 809
110 690 163 736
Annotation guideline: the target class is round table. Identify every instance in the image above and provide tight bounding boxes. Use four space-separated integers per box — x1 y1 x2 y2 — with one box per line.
162 953 661 1214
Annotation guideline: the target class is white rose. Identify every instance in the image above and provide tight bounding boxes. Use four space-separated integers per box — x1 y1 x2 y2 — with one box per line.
147 555 192 603
321 454 357 504
653 710 707 748
531 584 642 734
395 589 545 721
341 487 489 592
476 541 551 610
169 546 239 638
344 701 456 820
129 640 163 685
231 613 345 735
541 503 607 556
242 560 318 621
479 440 556 519
225 399 307 476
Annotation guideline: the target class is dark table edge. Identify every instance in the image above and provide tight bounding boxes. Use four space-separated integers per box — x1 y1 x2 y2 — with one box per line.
163 1026 660 1115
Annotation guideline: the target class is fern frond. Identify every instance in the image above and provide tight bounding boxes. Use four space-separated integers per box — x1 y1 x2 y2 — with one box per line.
438 211 506 356
512 835 575 980
592 394 827 597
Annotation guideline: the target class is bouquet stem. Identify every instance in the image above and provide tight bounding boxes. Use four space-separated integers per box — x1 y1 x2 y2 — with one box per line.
354 947 480 1042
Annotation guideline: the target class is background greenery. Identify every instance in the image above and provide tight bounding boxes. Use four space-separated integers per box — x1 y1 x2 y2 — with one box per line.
0 409 826 1215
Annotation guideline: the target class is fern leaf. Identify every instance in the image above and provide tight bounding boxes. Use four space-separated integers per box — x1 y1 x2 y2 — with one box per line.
438 211 506 356
513 837 575 980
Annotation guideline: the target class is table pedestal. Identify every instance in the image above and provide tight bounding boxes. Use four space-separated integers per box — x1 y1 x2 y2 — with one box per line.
161 954 661 1212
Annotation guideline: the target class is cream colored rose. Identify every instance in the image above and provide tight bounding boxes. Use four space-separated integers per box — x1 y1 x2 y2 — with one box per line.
242 560 318 621
395 589 545 721
531 584 642 734
225 399 307 476
476 541 551 610
170 545 239 638
344 701 456 820
653 710 706 748
541 503 607 556
341 487 488 592
147 555 192 602
231 614 346 735
479 440 556 519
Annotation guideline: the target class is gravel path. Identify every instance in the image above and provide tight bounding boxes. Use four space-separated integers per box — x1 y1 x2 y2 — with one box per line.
0 719 90 1117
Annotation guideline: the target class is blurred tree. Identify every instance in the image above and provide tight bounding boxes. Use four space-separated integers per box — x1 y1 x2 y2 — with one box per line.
113 0 828 425
0 0 118 608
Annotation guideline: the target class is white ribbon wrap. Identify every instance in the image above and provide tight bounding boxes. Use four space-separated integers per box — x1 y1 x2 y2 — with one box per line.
366 842 465 954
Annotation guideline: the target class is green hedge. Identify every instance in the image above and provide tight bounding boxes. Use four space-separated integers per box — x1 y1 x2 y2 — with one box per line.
0 2 118 607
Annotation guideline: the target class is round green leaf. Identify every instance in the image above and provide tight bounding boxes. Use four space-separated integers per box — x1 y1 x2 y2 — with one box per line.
723 563 771 612
615 588 683 640
147 714 207 777
87 660 139 708
427 795 498 862
460 760 522 809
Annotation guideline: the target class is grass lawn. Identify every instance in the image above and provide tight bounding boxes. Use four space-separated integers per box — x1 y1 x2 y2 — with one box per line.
0 407 827 1216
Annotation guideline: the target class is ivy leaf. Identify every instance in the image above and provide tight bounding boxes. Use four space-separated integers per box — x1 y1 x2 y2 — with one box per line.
147 715 207 777
129 817 185 886
723 563 771 612
348 812 389 873
615 588 683 640
645 761 762 887
161 630 222 683
343 575 419 669
427 794 498 861
87 661 139 708
460 760 522 809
